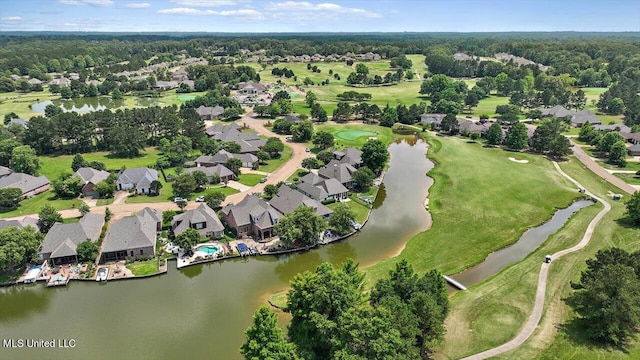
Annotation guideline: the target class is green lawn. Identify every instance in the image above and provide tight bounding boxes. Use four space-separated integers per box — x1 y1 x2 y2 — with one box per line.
314 123 396 147
613 172 640 185
39 147 161 180
365 134 580 281
237 173 264 186
126 259 159 276
96 198 114 206
328 194 370 224
456 158 640 360
260 146 293 173
0 191 83 218
0 90 58 119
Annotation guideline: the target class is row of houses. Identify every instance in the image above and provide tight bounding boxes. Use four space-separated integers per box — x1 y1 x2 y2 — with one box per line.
540 105 603 127
204 122 267 154
242 52 382 63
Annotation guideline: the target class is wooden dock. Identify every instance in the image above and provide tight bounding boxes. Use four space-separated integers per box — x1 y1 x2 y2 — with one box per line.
46 274 70 287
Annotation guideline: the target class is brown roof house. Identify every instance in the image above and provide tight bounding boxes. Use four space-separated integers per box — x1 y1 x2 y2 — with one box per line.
74 167 111 197
39 213 104 265
628 144 640 156
0 172 50 198
221 194 282 241
100 208 161 262
171 204 224 239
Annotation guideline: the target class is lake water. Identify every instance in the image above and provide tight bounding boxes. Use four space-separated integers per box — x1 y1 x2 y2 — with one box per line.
31 97 125 113
0 139 434 360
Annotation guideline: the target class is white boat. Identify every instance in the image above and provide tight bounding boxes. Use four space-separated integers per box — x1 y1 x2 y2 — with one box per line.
96 267 109 282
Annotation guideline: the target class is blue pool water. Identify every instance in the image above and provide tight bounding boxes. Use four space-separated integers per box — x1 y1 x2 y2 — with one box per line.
198 246 220 254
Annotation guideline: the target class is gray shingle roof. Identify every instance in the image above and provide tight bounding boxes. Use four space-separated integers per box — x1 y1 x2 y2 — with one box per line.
222 194 281 228
40 213 104 259
101 208 157 253
0 166 12 177
0 216 39 231
0 173 50 195
74 167 110 185
571 109 601 125
300 172 323 185
319 178 349 196
196 105 225 118
269 187 332 217
318 161 356 184
185 164 234 179
296 182 328 201
593 124 631 133
116 168 158 191
172 204 224 237
540 105 576 118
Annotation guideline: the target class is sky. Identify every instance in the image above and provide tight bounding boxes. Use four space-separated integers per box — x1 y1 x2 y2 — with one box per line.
0 0 639 33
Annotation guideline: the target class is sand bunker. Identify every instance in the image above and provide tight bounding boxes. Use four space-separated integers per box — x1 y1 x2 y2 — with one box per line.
509 157 529 164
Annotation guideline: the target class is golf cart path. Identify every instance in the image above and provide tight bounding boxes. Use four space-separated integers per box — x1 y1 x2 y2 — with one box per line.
570 139 636 195
460 161 611 360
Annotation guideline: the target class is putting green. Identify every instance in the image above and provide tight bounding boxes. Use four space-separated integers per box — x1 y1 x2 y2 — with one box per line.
177 94 197 101
333 129 378 141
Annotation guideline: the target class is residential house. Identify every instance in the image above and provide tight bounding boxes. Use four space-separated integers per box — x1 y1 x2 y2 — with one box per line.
318 161 357 189
171 204 224 239
171 69 189 82
540 105 576 119
0 166 12 178
621 132 640 145
74 167 111 197
153 80 179 91
593 124 631 133
420 114 446 128
269 186 333 219
204 123 266 154
196 105 225 120
628 144 640 156
297 177 349 202
185 164 235 183
458 119 489 135
195 150 258 169
0 172 50 198
221 194 282 240
39 213 104 265
6 118 28 129
570 109 602 127
0 216 39 231
68 73 80 80
100 208 161 262
453 52 472 61
239 81 267 95
285 115 301 123
333 147 362 168
28 78 43 86
49 77 71 87
116 167 158 194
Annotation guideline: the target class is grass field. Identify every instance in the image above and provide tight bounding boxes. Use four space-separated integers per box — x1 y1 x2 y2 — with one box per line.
237 173 264 186
613 172 640 185
314 123 396 147
260 146 293 173
327 193 370 224
365 134 580 281
334 129 378 141
0 192 83 218
126 259 159 276
463 158 640 360
39 147 161 180
0 90 58 119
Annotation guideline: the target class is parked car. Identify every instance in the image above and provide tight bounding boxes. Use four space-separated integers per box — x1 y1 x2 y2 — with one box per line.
305 147 310 152
195 196 205 202
260 177 267 183
173 197 187 203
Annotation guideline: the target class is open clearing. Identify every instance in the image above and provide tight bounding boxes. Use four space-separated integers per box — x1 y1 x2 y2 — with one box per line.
333 129 378 141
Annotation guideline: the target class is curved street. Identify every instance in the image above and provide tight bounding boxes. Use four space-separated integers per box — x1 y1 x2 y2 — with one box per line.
460 161 611 360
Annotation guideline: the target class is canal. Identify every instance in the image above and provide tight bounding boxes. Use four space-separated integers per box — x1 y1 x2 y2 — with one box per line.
0 139 434 360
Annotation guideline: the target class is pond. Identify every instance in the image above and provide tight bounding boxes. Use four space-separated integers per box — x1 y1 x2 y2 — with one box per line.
0 139 434 360
31 97 125 113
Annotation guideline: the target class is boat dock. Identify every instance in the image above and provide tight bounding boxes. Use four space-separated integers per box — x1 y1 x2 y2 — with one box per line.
443 275 467 290
47 274 70 287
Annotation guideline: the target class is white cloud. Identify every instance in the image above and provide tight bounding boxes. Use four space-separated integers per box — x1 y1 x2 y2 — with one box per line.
125 2 151 8
265 1 381 18
1 16 23 21
157 7 263 19
64 23 78 26
58 0 114 6
169 0 245 7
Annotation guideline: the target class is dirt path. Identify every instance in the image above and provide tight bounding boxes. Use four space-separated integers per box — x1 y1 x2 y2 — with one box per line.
460 161 611 360
570 140 636 195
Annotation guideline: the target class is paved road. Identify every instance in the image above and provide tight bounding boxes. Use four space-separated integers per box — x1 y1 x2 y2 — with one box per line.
461 161 611 360
570 140 637 195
